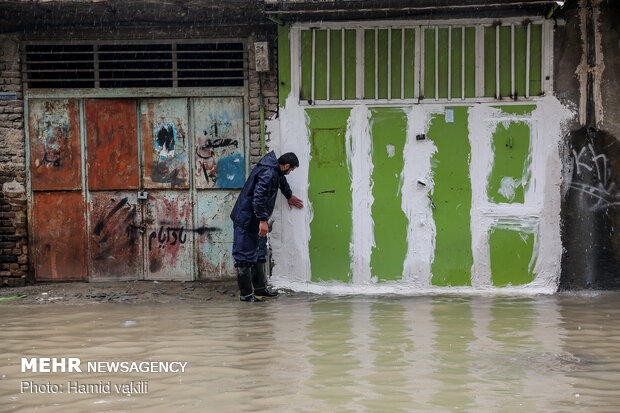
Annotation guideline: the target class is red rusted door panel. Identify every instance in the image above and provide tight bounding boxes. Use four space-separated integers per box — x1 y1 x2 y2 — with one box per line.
140 98 190 189
28 99 82 191
144 191 192 280
85 99 139 190
88 192 142 280
193 97 245 189
32 192 86 281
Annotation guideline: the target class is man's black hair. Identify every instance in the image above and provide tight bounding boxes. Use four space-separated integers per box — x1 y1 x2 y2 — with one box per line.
278 152 299 168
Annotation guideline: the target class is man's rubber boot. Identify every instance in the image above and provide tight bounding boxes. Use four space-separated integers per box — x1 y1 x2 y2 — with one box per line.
252 262 279 299
237 266 264 302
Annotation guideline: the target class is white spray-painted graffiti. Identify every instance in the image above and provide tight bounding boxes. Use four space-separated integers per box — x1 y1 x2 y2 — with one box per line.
570 143 620 211
498 176 520 202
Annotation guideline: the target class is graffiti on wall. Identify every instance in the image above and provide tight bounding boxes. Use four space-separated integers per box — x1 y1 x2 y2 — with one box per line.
194 98 245 189
38 112 70 168
147 224 222 251
144 194 191 276
29 99 82 190
141 99 190 189
151 122 188 187
561 128 620 289
148 226 187 251
570 141 620 212
88 193 142 280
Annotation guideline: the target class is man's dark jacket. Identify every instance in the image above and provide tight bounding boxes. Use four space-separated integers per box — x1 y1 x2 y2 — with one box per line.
230 151 292 232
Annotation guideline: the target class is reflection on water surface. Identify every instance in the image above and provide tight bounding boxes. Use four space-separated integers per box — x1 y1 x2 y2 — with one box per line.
2 293 620 412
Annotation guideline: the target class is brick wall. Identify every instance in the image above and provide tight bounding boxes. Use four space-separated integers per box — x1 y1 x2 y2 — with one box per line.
0 35 28 287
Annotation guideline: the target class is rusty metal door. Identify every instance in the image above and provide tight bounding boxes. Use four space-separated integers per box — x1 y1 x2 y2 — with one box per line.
143 192 192 279
195 191 237 277
88 192 141 280
84 99 143 280
140 98 192 280
29 96 245 282
32 192 87 281
85 99 140 190
193 97 245 278
28 99 86 281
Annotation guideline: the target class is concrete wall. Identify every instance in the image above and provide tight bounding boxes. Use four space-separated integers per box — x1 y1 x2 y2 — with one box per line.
559 0 620 289
598 0 620 138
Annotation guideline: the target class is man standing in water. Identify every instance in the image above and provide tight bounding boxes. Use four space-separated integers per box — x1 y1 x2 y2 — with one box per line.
230 151 304 302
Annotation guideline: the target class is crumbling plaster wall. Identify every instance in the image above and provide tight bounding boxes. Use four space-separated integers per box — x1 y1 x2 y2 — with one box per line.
598 0 620 138
557 0 619 135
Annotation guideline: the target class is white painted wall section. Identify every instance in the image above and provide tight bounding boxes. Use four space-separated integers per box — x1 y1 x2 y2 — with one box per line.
346 105 375 284
269 94 312 284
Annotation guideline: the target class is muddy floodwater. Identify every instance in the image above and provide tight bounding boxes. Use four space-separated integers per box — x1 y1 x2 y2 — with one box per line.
2 292 620 412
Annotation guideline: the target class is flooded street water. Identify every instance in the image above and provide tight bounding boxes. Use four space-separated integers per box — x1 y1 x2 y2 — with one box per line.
2 293 620 412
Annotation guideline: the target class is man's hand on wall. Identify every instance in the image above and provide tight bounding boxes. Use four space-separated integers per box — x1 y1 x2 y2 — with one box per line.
288 195 304 209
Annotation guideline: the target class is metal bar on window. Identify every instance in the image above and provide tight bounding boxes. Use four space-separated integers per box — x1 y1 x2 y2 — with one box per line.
448 26 452 101
89 68 238 72
165 50 245 55
526 22 531 98
511 24 515 98
540 21 553 94
24 60 95 64
28 51 95 55
462 26 465 99
357 28 363 99
291 27 301 101
311 28 316 103
94 44 99 88
388 27 392 100
327 28 331 101
496 24 500 98
26 69 96 73
375 28 379 99
26 58 242 63
342 28 345 100
541 21 546 94
100 76 245 80
476 24 484 97
418 26 423 98
435 26 439 100
401 27 405 99
413 26 424 99
172 43 178 88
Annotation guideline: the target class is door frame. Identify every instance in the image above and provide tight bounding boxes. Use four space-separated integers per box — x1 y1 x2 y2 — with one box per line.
25 87 250 281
